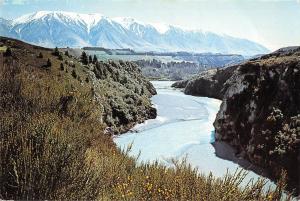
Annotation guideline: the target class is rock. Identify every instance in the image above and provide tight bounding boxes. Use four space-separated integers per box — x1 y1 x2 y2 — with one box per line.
174 47 300 194
214 51 300 194
171 79 189 88
173 65 238 99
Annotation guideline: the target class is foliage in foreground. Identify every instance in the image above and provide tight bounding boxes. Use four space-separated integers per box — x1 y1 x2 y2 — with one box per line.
0 42 291 200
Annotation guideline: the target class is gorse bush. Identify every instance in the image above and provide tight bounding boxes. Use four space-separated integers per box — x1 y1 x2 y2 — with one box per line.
3 47 12 57
0 59 104 199
0 40 292 200
0 115 104 199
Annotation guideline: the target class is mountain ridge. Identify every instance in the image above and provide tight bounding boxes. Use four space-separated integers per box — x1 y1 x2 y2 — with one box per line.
0 11 270 55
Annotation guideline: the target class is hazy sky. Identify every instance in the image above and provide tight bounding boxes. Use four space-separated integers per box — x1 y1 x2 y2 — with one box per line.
1 0 300 50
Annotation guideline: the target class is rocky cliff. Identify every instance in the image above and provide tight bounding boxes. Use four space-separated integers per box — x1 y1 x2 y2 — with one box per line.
172 65 237 99
173 47 300 193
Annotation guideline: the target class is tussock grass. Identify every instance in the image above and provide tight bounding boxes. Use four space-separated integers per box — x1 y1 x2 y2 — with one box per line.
0 42 291 200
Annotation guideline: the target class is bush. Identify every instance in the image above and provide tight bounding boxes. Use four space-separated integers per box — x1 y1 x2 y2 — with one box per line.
52 47 60 56
80 51 88 65
0 60 104 199
71 70 77 79
46 58 52 67
37 52 43 58
0 117 103 200
60 63 64 71
88 55 93 64
93 55 98 64
3 47 12 57
58 54 63 61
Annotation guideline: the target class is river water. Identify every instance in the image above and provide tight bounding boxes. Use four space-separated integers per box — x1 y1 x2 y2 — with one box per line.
114 81 275 187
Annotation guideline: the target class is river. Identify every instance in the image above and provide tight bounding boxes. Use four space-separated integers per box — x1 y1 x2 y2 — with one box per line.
114 81 275 188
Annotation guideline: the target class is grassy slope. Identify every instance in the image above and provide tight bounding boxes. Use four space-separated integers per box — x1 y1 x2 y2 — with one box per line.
0 37 289 200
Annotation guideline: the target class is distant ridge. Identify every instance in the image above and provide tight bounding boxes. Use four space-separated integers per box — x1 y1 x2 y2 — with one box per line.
0 11 270 55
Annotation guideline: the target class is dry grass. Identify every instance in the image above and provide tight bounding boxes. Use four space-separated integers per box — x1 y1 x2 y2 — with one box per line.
0 41 292 200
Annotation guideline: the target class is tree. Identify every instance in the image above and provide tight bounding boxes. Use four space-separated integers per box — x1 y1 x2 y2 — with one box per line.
71 70 77 79
60 63 64 71
95 61 100 68
4 47 12 57
80 51 88 65
53 47 60 56
58 54 63 61
47 58 52 67
88 55 93 64
37 52 43 58
93 55 98 64
65 50 69 57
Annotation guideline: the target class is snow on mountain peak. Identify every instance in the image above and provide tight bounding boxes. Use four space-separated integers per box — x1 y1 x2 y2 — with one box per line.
13 11 104 32
112 17 146 29
149 23 170 34
4 11 270 55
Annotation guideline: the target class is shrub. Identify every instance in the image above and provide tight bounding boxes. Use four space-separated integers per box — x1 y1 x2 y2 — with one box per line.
3 47 12 56
37 52 43 58
58 54 63 61
80 51 88 65
93 55 98 64
71 69 77 79
60 63 64 71
46 58 52 67
52 47 60 56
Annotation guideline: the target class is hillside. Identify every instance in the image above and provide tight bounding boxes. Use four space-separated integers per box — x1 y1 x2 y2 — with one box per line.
0 11 269 55
0 37 289 200
173 48 300 194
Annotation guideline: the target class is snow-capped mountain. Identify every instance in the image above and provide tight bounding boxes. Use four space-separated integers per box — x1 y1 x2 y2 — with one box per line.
0 11 269 55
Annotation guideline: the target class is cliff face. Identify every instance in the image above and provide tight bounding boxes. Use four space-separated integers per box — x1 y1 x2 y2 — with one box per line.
214 50 300 191
173 48 300 193
172 65 237 99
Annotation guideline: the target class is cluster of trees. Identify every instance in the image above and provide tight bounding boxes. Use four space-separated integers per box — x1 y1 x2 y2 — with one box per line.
135 59 203 80
80 51 98 65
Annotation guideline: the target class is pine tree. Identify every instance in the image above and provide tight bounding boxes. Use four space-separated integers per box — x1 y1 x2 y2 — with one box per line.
93 55 98 64
95 61 100 68
47 58 52 67
53 47 60 56
60 63 64 71
81 51 88 65
37 52 43 58
4 47 12 57
65 50 69 57
58 54 63 61
88 55 93 64
71 70 77 79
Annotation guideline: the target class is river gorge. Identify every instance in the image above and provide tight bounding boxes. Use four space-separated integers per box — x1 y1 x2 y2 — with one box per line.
114 81 277 189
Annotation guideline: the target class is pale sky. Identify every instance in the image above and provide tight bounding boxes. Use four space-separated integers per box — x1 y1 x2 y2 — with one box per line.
1 0 300 50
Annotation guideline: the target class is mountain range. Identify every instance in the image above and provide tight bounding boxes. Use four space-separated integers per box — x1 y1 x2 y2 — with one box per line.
0 11 269 55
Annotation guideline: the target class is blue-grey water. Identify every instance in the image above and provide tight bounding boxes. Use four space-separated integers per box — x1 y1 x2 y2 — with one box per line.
114 81 277 189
